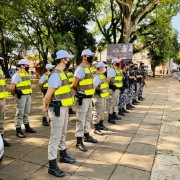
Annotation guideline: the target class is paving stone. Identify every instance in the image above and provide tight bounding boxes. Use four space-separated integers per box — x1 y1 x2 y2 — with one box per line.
143 118 162 124
110 165 150 180
22 136 49 146
22 147 48 165
145 115 163 120
139 122 161 130
4 143 37 159
136 128 159 137
75 159 116 180
89 147 123 164
0 160 41 180
118 153 154 171
0 156 16 169
126 142 156 156
68 174 92 180
132 134 158 146
27 167 70 180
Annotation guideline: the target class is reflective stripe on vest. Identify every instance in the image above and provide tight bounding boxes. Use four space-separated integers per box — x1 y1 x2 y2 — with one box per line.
78 64 94 96
114 69 123 88
0 70 9 99
16 72 32 94
43 73 49 88
51 69 74 107
66 72 73 88
96 73 110 98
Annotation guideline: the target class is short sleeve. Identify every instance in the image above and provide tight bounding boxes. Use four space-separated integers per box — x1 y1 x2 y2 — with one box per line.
74 67 85 80
39 74 46 84
93 75 102 87
48 73 62 89
11 73 21 84
107 69 116 78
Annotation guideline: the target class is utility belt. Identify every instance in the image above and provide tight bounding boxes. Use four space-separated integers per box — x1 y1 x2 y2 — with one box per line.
75 92 93 106
41 88 47 96
15 89 31 99
109 84 121 92
49 100 62 117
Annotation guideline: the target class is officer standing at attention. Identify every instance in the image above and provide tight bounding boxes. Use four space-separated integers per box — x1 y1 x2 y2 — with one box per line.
107 58 122 124
93 62 109 135
10 59 36 138
65 64 76 114
43 50 76 177
72 49 97 152
38 63 55 126
139 62 146 100
0 57 11 146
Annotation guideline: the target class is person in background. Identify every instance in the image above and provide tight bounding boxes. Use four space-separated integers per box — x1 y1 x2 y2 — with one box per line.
0 57 11 146
10 59 36 138
93 62 109 135
72 49 97 152
38 63 55 126
90 61 97 74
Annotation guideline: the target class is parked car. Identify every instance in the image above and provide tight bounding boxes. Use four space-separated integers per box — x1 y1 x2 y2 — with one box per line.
0 135 4 165
146 70 153 77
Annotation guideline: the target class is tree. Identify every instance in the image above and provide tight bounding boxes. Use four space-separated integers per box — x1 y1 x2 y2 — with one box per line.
93 0 180 44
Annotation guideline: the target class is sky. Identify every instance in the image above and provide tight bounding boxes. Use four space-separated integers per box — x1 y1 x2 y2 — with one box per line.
171 12 180 41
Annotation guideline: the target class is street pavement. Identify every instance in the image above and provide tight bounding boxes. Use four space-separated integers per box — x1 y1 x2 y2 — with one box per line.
0 76 180 180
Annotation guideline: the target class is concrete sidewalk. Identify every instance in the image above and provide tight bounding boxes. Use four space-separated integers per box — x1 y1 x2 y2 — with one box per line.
0 76 179 180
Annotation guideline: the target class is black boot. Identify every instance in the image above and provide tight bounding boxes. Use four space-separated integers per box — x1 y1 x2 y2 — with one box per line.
118 109 125 116
69 108 76 114
129 104 135 109
108 114 116 124
126 104 133 110
1 134 11 147
25 123 36 133
42 117 50 126
16 127 26 138
76 137 87 151
112 112 121 120
59 149 76 164
94 124 103 135
132 99 137 105
134 99 140 103
99 120 108 131
84 133 98 143
138 97 144 101
48 159 65 177
122 107 129 113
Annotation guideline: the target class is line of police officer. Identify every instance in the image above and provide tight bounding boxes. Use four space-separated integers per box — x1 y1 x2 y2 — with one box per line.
0 50 146 177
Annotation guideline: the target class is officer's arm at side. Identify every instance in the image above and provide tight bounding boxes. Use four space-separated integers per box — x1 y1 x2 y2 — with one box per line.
72 77 79 92
10 84 16 96
106 76 111 84
43 88 56 108
38 83 43 89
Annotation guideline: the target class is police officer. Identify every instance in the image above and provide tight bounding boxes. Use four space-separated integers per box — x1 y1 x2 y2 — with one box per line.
136 64 144 101
72 49 97 152
139 62 146 100
10 59 36 138
93 62 109 135
107 58 123 124
129 62 139 105
90 61 97 74
0 57 11 146
43 50 76 177
38 63 55 126
65 64 76 114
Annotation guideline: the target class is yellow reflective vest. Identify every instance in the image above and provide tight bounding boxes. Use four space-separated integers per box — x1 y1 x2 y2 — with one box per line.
77 64 94 96
16 72 32 94
90 67 97 74
43 73 49 88
66 72 73 88
95 73 110 98
114 68 123 88
0 70 9 99
51 69 74 107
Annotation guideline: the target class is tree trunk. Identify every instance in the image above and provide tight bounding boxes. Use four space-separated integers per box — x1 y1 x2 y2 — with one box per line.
151 62 156 77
